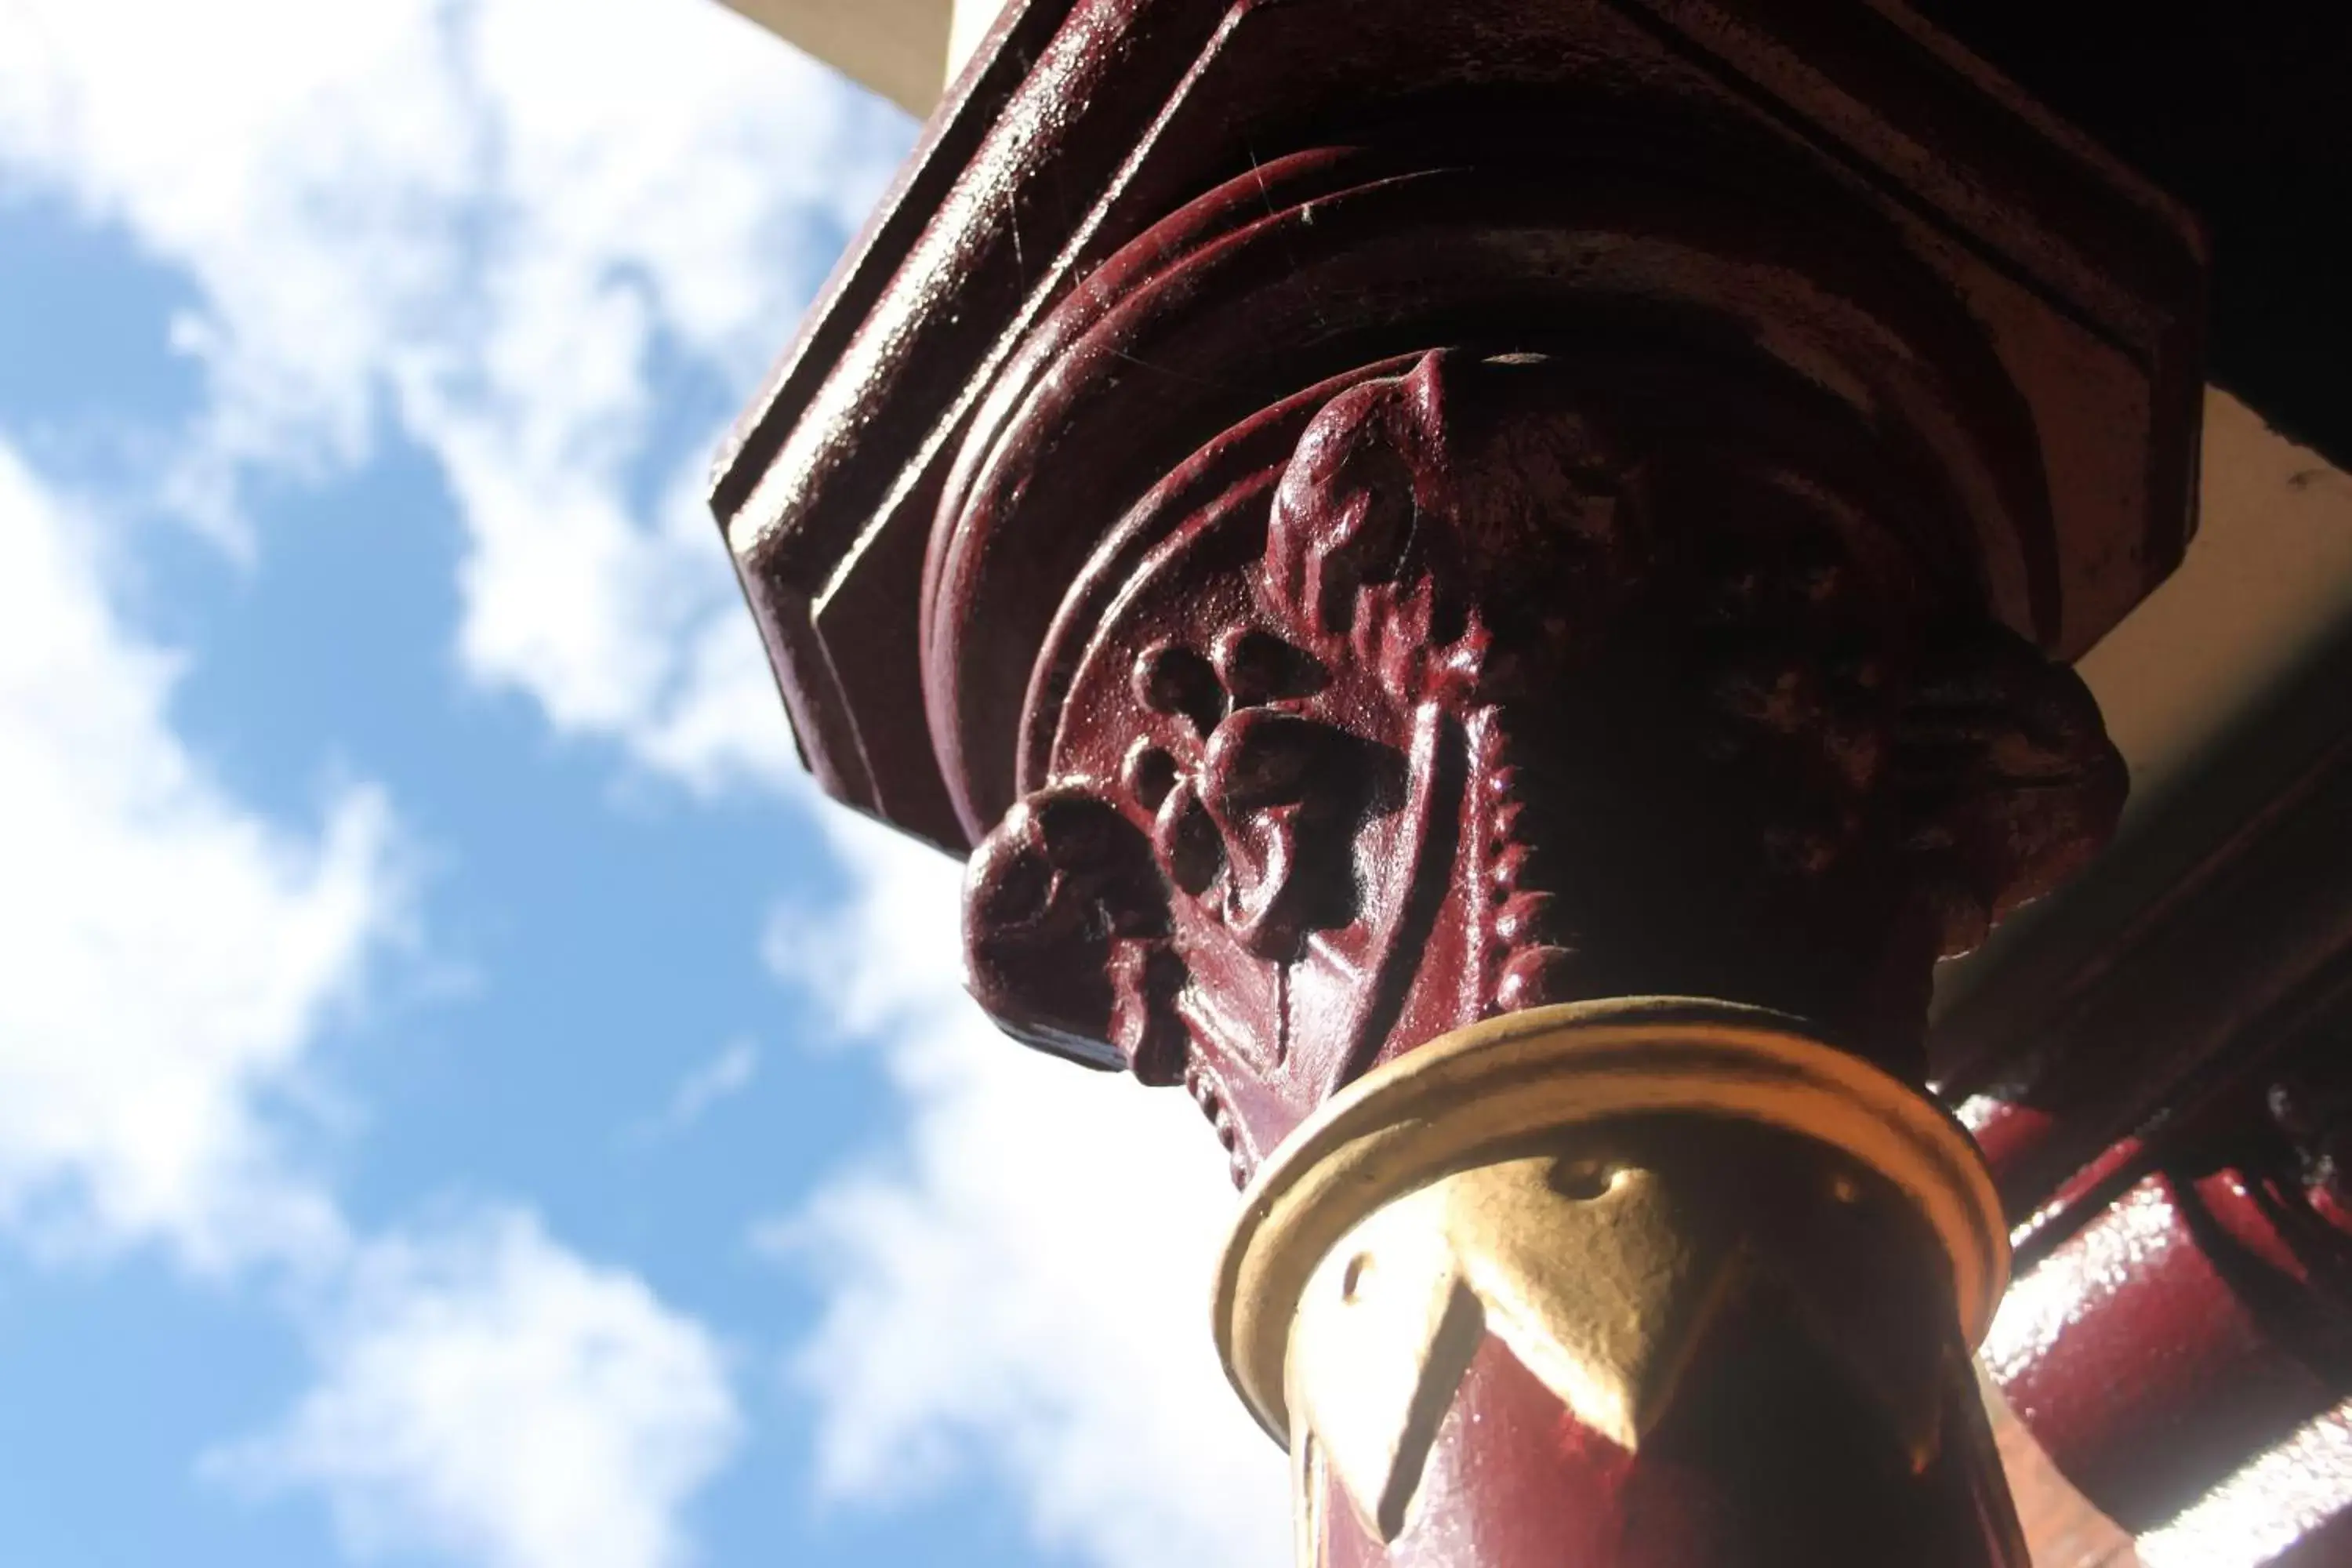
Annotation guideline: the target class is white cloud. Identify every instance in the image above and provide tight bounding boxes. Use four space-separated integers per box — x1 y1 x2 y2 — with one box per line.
760 813 1293 1568
637 1038 760 1141
0 438 390 1272
0 0 907 791
212 1207 740 1568
0 427 741 1568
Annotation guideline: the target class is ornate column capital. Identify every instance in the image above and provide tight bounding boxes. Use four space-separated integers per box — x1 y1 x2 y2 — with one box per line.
962 345 2123 1174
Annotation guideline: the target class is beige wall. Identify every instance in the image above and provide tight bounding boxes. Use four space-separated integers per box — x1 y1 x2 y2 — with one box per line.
717 0 1006 115
717 0 949 114
2085 390 2352 818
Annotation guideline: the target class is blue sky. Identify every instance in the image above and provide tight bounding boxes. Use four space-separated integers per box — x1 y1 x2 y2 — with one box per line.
0 2 1287 1565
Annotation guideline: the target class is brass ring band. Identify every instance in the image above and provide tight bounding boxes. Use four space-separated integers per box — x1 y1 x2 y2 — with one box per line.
1211 996 2008 1443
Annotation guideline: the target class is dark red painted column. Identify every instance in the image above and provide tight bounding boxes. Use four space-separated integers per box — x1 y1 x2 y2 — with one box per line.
1987 1169 2347 1531
1975 1058 2352 1555
1937 717 2352 1557
1319 1336 2023 1568
711 2 2208 1562
956 336 2125 1562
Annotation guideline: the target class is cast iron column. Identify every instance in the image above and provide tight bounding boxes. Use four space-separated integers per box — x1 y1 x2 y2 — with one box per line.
714 2 2207 1563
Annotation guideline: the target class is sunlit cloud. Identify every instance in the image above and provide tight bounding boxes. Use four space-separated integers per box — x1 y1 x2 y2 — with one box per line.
0 438 390 1273
0 2 804 1558
210 1207 740 1568
0 0 906 793
634 1038 761 1142
0 409 745 1568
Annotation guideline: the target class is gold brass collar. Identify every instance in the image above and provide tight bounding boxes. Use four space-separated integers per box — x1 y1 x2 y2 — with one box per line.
1213 996 2008 1450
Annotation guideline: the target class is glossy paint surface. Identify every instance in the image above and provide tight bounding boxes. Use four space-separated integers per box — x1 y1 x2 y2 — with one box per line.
714 0 2220 1561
